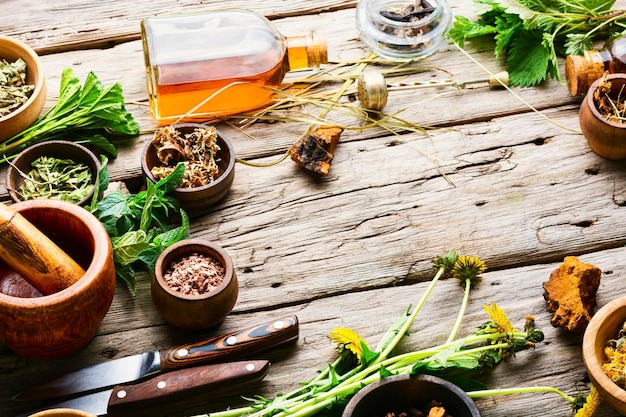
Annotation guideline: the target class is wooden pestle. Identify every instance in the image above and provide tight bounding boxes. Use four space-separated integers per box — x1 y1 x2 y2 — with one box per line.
0 202 85 295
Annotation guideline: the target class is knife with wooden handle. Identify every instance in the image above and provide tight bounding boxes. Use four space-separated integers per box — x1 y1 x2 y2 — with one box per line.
18 360 270 417
14 316 298 401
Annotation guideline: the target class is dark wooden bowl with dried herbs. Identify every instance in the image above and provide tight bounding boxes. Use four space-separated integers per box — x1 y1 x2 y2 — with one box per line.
342 374 481 417
151 238 238 330
141 123 235 216
5 140 101 207
579 73 626 160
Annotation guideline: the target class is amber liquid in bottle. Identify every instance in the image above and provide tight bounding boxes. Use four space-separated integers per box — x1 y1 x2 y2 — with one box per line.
142 10 325 125
566 35 626 95
151 43 311 123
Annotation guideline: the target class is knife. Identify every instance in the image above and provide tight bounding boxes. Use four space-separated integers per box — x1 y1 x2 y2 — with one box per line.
17 360 270 417
14 315 298 401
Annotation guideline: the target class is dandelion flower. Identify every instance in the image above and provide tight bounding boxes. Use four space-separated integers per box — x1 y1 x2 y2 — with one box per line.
483 301 516 334
574 385 601 417
329 327 367 361
453 255 486 287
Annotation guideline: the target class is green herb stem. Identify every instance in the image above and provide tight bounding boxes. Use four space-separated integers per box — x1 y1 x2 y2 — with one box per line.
468 386 576 403
446 278 471 344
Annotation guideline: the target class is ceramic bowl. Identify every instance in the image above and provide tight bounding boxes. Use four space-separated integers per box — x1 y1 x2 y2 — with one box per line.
342 374 481 417
579 74 626 160
0 35 47 143
583 296 626 414
152 238 238 330
29 409 97 417
0 199 116 360
141 123 235 216
5 140 101 207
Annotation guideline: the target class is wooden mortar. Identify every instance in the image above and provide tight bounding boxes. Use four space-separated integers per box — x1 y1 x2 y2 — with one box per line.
0 201 84 294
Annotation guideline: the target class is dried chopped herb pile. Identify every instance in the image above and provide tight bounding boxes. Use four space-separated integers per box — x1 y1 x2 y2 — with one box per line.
151 126 221 188
17 156 94 203
0 58 34 117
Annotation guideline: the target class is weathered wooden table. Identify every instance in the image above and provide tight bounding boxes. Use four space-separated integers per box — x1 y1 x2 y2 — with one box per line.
2 1 626 416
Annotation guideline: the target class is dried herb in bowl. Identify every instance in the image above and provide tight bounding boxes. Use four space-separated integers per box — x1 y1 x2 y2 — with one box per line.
0 57 34 117
150 125 221 188
17 156 94 204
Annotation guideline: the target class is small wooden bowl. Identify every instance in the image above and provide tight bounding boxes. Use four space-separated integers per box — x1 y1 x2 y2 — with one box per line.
5 140 101 207
583 296 626 414
141 123 235 216
579 74 626 160
151 239 238 330
29 409 97 417
0 199 116 360
342 374 481 417
0 35 46 143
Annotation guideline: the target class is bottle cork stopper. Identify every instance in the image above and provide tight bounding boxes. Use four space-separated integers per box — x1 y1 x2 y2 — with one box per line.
565 51 606 96
306 31 328 68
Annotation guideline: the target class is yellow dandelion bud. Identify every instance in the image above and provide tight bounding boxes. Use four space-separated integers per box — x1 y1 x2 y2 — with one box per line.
328 327 367 361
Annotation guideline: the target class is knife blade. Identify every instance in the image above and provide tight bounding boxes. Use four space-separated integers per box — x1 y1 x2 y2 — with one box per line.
14 315 298 401
17 360 270 417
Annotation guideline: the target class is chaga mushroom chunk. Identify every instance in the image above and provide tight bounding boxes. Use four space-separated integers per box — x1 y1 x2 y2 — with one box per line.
543 256 601 333
290 126 343 175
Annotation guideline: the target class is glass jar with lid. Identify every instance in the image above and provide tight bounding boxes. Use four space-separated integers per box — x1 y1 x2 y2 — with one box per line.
355 0 452 59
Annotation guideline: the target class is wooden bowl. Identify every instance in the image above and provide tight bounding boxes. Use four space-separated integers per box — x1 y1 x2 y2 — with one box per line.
141 123 235 216
29 409 96 417
579 74 626 160
6 140 101 207
151 238 238 330
583 296 626 414
0 35 46 143
342 374 481 417
0 199 116 360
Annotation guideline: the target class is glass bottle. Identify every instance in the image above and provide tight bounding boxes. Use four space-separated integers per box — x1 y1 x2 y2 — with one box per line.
566 35 626 96
141 9 327 125
355 0 452 59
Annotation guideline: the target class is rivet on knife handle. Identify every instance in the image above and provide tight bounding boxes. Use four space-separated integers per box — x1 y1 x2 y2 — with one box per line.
107 360 270 415
160 315 299 370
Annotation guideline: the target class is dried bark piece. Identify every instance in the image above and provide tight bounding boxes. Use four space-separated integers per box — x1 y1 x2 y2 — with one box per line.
289 126 343 175
543 256 601 333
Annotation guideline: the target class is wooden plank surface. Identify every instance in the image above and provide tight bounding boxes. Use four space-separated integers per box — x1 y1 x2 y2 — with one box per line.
2 0 626 416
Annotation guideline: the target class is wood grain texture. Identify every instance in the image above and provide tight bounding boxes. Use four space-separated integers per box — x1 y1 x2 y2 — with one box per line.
1 0 626 416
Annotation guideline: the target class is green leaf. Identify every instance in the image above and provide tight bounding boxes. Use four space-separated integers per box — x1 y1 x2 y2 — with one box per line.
110 230 150 265
448 16 497 47
155 162 185 193
507 30 551 86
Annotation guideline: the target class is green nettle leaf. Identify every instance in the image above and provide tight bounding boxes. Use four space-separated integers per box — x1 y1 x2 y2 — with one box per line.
448 0 626 87
507 30 551 86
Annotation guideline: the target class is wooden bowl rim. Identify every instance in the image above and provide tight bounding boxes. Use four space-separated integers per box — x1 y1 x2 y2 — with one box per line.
342 374 480 417
141 123 236 193
0 199 112 306
583 296 626 406
154 238 235 301
585 73 626 129
5 140 101 206
28 408 97 417
0 35 45 124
